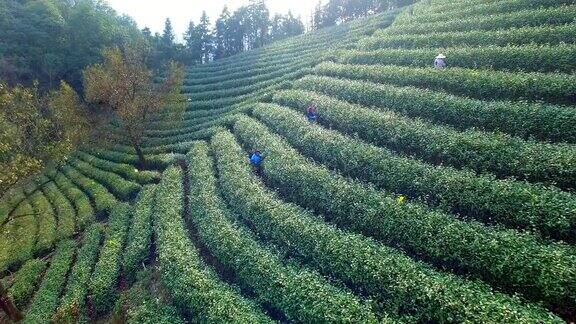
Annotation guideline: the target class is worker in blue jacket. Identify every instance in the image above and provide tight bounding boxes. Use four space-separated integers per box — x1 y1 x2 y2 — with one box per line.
249 150 264 175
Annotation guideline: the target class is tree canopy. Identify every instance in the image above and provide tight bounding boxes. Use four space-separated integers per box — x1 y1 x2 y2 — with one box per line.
0 0 141 91
0 81 88 193
83 44 185 167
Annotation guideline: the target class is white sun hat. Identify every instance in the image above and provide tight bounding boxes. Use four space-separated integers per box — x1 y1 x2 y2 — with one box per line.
436 54 446 59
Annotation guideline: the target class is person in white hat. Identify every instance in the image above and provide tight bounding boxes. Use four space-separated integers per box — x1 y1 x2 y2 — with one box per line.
434 54 446 69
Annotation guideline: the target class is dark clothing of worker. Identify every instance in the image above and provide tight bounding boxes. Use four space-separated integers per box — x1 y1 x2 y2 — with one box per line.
307 105 318 123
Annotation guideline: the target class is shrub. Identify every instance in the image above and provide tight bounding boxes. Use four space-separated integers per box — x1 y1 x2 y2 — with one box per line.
29 191 57 254
68 158 141 201
61 165 117 213
8 259 47 309
123 186 156 283
85 148 174 171
75 152 160 185
115 270 185 324
359 24 576 49
287 85 576 190
263 96 576 239
241 111 576 307
89 202 132 315
154 166 272 323
314 61 576 105
143 114 241 147
50 172 95 229
54 224 103 323
338 44 576 73
184 68 310 102
24 240 77 323
212 130 561 323
186 142 381 322
42 182 76 239
294 75 576 144
0 188 26 224
182 59 316 93
387 5 576 35
397 0 575 25
0 202 36 272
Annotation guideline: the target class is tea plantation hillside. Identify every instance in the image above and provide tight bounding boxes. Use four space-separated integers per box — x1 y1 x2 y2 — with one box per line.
1 0 576 322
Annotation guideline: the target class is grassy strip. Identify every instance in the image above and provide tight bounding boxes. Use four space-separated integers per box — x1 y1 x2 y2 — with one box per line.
61 165 117 213
68 158 141 201
284 87 576 190
338 44 576 73
397 0 574 25
186 142 382 322
184 68 310 102
294 75 576 144
261 98 576 240
89 203 132 315
114 270 184 324
8 259 47 309
75 152 160 185
53 224 103 323
50 172 95 230
314 61 576 105
42 182 76 239
154 166 272 323
29 191 57 255
360 23 576 49
24 240 77 323
183 59 316 93
85 148 175 171
388 5 576 35
241 111 576 308
212 130 561 323
123 186 156 283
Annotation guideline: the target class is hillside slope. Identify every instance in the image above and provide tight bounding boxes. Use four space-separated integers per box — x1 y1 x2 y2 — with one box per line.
1 0 576 322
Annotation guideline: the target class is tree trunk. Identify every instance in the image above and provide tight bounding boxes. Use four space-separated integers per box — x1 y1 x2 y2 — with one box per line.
0 281 23 322
133 143 147 170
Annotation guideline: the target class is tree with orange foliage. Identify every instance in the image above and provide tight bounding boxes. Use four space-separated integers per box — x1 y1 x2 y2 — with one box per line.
83 43 185 168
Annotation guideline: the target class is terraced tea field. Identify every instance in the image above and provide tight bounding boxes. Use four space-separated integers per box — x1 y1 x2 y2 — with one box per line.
1 0 576 322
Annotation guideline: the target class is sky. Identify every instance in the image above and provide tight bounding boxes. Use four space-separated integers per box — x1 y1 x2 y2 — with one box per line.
105 0 320 42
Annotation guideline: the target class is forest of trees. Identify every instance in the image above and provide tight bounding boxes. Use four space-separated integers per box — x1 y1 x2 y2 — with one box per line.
143 1 306 68
0 0 141 91
146 0 414 67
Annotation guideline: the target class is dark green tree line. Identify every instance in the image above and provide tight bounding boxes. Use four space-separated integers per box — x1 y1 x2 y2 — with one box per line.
155 0 305 64
153 0 416 64
0 0 141 91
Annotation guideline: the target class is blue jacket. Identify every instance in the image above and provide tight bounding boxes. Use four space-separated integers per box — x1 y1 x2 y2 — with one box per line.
250 153 263 166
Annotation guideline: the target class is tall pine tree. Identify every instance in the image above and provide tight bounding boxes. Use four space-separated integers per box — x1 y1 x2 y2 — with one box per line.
161 18 176 62
197 11 213 64
214 6 231 59
184 21 202 64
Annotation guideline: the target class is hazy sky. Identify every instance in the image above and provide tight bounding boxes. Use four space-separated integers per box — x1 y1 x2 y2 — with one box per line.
105 0 320 42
